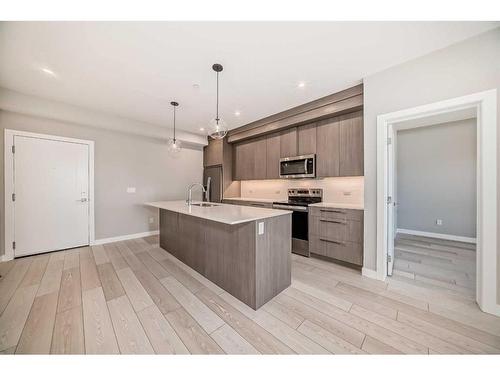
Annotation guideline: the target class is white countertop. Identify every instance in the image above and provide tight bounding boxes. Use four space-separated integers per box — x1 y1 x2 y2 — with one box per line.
222 197 277 203
309 202 364 210
146 200 292 225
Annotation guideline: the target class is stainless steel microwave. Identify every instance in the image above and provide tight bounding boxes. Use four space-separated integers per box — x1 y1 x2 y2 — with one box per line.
279 154 316 179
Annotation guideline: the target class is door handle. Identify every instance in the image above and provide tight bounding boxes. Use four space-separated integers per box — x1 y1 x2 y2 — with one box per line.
78 198 88 202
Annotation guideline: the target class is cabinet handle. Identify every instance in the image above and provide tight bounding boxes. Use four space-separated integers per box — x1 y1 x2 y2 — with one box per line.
250 203 265 207
320 238 345 245
319 219 346 224
320 209 345 214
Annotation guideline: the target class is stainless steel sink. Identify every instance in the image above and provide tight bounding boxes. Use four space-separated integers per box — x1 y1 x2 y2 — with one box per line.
190 203 219 207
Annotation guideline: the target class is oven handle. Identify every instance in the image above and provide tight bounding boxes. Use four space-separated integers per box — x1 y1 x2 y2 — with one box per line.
272 204 308 212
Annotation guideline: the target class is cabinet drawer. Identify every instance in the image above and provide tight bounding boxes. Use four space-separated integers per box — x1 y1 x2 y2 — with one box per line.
309 236 326 256
321 239 363 266
309 216 363 243
309 206 363 221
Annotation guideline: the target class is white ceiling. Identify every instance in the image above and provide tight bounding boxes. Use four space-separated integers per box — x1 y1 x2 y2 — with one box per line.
0 22 497 134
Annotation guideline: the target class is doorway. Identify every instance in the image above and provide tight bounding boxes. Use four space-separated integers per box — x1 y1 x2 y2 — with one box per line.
375 89 499 316
4 130 95 259
389 117 477 299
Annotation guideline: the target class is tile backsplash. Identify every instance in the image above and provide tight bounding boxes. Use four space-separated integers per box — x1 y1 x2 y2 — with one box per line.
240 176 364 204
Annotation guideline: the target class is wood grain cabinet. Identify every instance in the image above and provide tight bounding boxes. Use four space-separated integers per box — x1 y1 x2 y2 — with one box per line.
316 117 340 177
266 132 281 179
298 123 317 155
233 136 267 180
279 127 298 158
203 138 223 167
232 110 363 180
308 206 364 266
339 111 364 176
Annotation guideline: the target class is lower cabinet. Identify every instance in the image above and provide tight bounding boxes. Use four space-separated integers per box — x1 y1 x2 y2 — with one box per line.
308 206 364 266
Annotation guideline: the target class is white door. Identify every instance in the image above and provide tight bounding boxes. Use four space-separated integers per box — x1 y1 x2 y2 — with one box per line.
14 135 90 257
387 125 395 275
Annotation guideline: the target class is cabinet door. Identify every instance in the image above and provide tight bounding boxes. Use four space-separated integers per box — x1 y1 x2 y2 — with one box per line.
316 117 340 177
253 136 267 180
203 138 223 167
339 111 364 176
280 127 298 158
298 123 316 155
266 132 281 179
233 140 254 180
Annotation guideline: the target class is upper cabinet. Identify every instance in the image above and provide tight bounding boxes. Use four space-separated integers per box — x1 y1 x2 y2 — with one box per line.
339 111 364 176
203 138 223 167
229 85 364 181
266 132 281 179
316 117 340 177
233 136 267 180
298 123 317 155
279 127 297 158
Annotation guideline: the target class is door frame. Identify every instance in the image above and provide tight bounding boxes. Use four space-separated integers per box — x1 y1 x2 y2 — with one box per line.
375 89 499 316
3 129 95 261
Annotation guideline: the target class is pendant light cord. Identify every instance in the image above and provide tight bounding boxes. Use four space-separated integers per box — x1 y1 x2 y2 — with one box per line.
173 105 176 142
216 71 219 124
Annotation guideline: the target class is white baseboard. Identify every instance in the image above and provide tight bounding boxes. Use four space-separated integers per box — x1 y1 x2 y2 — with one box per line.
93 230 159 246
0 254 13 262
396 228 476 244
362 267 384 280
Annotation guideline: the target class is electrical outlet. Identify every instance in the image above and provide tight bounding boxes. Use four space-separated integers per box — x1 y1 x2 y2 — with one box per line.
436 219 443 226
258 222 265 235
149 217 155 224
126 187 136 193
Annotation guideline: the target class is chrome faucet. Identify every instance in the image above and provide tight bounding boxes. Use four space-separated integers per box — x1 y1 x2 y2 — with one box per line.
186 183 207 206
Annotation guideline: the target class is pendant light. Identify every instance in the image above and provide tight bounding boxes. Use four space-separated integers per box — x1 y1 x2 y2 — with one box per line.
167 101 182 154
208 63 228 139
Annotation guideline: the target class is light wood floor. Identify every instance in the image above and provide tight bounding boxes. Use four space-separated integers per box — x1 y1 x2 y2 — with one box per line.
393 234 476 297
1 235 499 354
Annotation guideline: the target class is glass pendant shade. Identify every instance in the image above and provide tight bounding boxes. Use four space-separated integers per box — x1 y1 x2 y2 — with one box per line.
208 63 228 140
208 118 228 139
167 101 181 155
167 137 182 154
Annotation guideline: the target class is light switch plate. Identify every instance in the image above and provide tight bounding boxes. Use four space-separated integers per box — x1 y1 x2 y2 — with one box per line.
127 187 136 193
258 222 265 235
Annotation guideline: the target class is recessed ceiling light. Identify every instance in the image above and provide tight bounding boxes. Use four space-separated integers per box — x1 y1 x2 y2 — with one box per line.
199 127 205 132
297 81 306 88
40 67 57 77
234 111 241 117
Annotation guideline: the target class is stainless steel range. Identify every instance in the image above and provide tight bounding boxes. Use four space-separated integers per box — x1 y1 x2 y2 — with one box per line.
272 188 322 257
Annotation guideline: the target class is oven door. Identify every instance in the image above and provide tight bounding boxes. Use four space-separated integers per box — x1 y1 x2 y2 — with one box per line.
279 154 315 178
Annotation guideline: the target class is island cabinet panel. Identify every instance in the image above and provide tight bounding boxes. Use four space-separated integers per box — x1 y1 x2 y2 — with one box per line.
279 127 298 158
339 111 364 176
160 209 178 257
266 132 281 179
158 209 291 309
297 123 317 155
316 117 340 177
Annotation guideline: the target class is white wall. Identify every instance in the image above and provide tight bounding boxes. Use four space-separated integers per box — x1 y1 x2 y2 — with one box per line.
363 27 500 301
240 176 364 206
0 110 204 256
396 119 476 238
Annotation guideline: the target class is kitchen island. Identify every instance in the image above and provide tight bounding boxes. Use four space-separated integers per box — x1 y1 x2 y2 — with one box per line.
146 201 292 309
